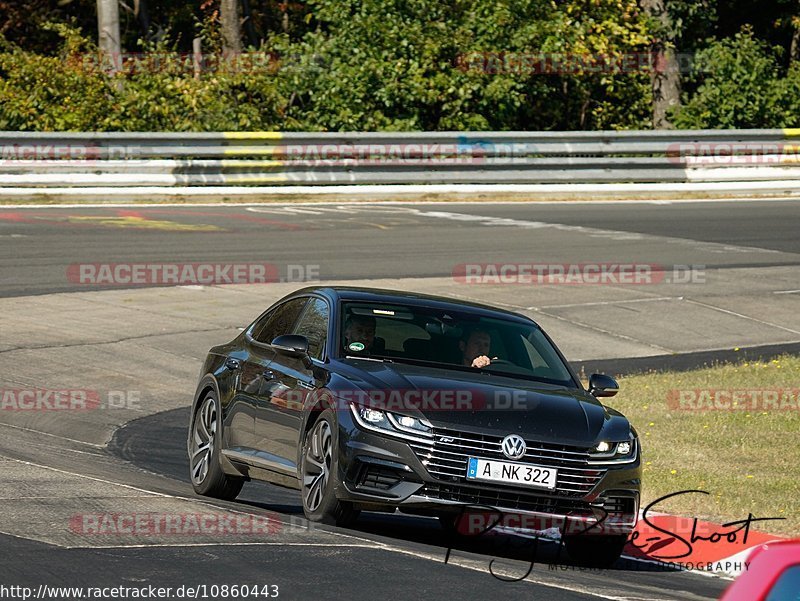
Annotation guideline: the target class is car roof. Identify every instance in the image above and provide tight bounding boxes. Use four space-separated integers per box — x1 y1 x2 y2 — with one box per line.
291 286 536 324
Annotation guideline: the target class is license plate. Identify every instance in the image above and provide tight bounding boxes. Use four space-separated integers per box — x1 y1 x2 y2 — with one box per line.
466 457 557 490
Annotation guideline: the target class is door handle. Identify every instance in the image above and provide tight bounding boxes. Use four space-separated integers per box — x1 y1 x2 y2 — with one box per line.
262 369 275 380
225 357 241 370
297 380 314 390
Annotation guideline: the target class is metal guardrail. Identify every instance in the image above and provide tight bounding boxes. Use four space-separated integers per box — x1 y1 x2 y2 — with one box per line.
0 129 799 187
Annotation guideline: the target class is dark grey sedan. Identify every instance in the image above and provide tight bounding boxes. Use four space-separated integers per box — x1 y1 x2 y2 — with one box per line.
188 286 641 566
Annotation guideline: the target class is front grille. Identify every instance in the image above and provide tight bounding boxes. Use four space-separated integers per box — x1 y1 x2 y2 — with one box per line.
409 428 607 497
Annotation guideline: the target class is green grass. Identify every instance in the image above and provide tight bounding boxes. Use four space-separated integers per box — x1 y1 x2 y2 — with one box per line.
606 354 799 537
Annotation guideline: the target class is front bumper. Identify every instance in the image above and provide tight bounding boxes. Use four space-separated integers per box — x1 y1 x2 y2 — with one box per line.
336 417 641 534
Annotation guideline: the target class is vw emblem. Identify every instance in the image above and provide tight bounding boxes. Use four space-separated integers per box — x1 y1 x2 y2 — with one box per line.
501 434 526 460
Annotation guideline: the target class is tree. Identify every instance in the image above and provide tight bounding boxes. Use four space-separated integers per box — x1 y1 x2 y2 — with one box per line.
670 29 790 128
640 0 681 128
266 0 653 131
96 0 121 71
220 0 242 57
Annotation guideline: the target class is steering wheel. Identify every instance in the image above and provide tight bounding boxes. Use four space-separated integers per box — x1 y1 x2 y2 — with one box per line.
487 358 514 367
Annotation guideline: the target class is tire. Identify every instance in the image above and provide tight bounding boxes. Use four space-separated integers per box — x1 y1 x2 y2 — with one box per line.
189 392 244 501
300 409 359 526
562 534 628 568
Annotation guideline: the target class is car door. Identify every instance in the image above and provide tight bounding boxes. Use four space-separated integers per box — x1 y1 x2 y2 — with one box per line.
228 297 308 460
254 296 330 469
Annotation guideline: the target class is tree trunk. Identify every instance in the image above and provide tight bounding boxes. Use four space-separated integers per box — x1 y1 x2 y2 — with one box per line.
240 0 260 47
96 0 121 72
134 0 151 41
791 18 800 64
641 0 681 129
220 0 242 58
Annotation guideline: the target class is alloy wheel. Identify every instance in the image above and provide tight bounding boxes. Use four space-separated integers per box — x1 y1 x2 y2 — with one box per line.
190 396 217 486
303 419 332 512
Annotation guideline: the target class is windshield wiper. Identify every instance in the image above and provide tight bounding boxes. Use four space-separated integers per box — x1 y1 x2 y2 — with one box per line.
344 355 393 363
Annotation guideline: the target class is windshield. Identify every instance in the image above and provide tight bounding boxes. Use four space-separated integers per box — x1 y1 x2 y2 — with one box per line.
339 301 575 386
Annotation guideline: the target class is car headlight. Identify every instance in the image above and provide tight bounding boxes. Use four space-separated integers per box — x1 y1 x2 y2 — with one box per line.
388 412 432 435
350 403 433 439
359 406 391 428
590 438 636 460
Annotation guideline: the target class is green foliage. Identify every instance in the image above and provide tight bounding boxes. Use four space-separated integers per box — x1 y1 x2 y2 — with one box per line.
2 1 799 131
0 25 286 131
0 24 110 130
670 29 799 128
268 0 654 131
0 0 655 131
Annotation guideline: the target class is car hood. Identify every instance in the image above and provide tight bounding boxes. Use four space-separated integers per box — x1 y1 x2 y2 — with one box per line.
331 359 628 447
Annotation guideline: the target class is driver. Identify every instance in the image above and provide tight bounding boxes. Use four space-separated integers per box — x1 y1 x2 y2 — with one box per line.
460 328 493 368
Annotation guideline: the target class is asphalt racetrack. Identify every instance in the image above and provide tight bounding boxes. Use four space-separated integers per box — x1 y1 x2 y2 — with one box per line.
1 198 799 600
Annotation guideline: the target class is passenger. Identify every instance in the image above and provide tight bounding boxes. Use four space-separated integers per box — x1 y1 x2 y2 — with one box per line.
343 314 377 353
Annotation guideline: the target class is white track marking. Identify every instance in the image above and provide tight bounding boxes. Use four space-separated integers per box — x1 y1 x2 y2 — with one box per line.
0 423 105 448
531 309 675 355
0 454 724 597
248 204 786 255
684 298 800 335
0 181 799 198
368 544 676 600
68 542 380 549
239 203 788 256
535 296 683 310
0 455 387 548
1 457 175 498
408 209 781 254
1 196 800 209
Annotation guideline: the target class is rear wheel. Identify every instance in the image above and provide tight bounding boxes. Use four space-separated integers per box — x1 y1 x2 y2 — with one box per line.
562 534 628 568
301 409 359 526
189 393 244 501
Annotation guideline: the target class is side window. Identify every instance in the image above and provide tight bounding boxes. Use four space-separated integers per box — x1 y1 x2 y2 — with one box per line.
766 564 800 601
253 298 308 344
521 336 546 369
293 298 329 360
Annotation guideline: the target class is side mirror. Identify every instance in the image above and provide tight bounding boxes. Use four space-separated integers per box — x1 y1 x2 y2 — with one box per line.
589 373 619 397
271 334 310 357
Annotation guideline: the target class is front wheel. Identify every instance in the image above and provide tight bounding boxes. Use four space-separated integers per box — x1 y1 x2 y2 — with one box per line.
301 409 359 526
189 393 244 501
562 534 628 568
